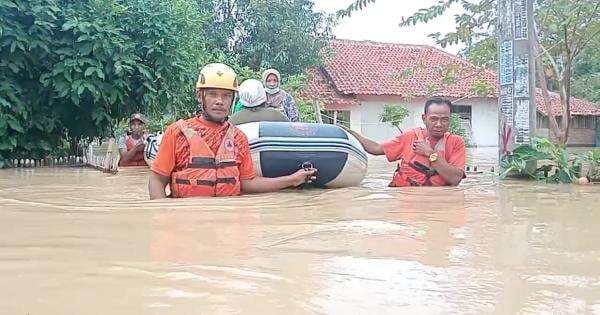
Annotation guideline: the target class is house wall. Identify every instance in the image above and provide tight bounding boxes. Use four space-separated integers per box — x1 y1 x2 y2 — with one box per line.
536 128 597 146
336 96 499 146
535 114 598 146
457 98 499 146
324 96 598 147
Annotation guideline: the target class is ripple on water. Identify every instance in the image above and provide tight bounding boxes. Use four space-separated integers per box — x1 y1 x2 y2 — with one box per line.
1 148 599 314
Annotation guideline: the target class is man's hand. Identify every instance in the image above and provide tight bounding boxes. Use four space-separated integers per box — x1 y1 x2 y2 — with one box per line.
413 140 434 157
289 168 317 187
135 142 145 152
241 168 318 194
337 123 384 156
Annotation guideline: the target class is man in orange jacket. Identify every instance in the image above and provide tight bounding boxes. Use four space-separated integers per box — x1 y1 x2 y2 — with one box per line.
345 97 466 187
148 63 316 199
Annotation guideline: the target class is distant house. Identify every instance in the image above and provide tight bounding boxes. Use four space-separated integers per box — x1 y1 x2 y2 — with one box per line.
299 39 600 146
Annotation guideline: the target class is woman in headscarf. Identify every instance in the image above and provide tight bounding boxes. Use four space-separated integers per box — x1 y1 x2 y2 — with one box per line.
229 79 289 125
262 69 300 122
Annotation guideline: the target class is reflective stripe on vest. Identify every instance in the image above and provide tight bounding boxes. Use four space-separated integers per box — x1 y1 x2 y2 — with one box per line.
170 119 241 197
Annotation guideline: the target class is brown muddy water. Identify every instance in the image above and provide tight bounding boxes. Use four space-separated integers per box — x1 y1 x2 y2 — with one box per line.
0 148 599 314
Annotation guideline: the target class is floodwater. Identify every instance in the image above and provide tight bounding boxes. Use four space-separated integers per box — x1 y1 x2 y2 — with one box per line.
1 148 599 314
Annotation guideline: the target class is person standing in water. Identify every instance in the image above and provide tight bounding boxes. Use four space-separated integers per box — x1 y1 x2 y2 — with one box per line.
148 63 316 199
345 98 466 187
262 69 300 122
118 113 149 167
229 79 289 125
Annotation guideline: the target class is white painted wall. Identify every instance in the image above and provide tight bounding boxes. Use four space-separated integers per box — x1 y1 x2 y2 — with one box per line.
359 100 417 141
456 98 499 146
344 96 499 146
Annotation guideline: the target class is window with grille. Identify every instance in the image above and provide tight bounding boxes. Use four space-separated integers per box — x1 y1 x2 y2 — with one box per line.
453 105 472 122
322 110 351 128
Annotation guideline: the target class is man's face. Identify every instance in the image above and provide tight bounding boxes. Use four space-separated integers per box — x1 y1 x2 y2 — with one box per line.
265 74 279 89
422 103 451 138
200 88 235 121
130 120 145 135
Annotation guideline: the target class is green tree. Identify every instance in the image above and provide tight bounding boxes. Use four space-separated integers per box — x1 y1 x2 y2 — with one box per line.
1 0 66 165
122 0 211 118
0 0 212 166
198 0 333 76
380 104 409 132
0 0 332 167
571 46 600 103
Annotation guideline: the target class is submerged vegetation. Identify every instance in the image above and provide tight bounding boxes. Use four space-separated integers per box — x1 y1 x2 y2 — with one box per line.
500 138 599 184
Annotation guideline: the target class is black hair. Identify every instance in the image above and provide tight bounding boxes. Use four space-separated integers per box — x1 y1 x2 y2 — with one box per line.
424 97 453 114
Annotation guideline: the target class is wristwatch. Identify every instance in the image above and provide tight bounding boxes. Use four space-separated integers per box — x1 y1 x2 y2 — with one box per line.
429 152 439 163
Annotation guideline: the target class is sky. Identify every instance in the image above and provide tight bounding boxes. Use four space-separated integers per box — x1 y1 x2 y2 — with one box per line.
313 0 465 55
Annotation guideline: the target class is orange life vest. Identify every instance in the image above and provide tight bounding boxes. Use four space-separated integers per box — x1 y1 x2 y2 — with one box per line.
119 135 148 167
389 128 451 187
170 119 241 198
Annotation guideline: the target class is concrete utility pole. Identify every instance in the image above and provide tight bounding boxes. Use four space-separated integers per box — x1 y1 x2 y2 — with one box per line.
497 0 537 171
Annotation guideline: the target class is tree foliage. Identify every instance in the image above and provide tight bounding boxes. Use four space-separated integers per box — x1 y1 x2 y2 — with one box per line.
198 0 333 75
0 0 331 167
0 0 208 166
380 104 409 132
571 46 600 103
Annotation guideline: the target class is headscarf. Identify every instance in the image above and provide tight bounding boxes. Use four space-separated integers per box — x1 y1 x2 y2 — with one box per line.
262 69 287 109
238 79 267 108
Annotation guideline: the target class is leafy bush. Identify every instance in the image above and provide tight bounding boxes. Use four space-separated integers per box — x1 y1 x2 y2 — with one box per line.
500 138 584 183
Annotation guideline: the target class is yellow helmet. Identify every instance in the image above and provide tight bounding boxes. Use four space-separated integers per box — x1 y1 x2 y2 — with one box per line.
195 63 238 92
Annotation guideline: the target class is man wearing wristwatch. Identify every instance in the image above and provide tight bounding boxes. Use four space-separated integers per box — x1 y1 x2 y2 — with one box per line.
344 97 466 187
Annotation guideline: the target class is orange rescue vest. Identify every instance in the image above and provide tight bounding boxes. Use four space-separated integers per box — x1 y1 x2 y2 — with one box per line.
389 128 451 187
170 120 241 197
119 135 148 167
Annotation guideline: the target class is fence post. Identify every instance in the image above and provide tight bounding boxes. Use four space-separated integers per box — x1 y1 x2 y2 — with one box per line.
312 100 323 124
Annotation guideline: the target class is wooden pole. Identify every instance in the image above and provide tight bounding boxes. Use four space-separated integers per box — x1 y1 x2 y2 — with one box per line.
104 138 116 171
312 100 323 124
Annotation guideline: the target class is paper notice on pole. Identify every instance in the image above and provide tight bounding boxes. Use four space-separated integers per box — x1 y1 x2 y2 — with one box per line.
514 54 529 98
500 41 513 86
514 99 530 144
500 85 514 126
513 0 528 40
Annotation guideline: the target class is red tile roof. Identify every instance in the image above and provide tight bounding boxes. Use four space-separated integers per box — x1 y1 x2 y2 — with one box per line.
323 39 498 98
298 68 359 106
300 39 600 116
535 90 600 116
